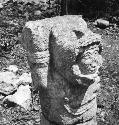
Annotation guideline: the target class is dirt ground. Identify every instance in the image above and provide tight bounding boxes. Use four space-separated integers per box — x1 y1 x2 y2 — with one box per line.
88 22 119 125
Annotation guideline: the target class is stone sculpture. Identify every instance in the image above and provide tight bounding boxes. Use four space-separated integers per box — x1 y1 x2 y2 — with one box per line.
21 15 103 125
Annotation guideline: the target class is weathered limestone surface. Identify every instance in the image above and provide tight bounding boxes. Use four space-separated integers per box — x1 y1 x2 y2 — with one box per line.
0 65 32 95
0 65 32 110
3 85 31 110
21 15 103 125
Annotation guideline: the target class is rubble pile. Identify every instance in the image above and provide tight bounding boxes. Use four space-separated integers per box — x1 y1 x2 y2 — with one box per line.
0 65 32 110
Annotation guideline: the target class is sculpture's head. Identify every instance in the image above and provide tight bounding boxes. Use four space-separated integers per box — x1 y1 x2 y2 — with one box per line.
21 15 103 88
50 27 103 86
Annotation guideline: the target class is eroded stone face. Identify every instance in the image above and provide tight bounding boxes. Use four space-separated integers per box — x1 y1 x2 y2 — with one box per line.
21 15 103 125
51 27 103 87
79 44 102 74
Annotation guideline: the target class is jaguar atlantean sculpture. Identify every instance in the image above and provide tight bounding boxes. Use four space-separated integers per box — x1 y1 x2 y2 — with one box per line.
21 15 103 125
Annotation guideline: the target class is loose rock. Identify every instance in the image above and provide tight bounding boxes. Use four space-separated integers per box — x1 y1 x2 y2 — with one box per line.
0 71 17 95
7 65 18 73
18 72 32 84
0 3 3 8
34 10 42 16
0 66 32 95
3 85 31 110
94 19 110 29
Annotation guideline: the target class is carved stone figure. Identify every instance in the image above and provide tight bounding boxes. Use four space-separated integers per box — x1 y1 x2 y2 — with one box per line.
21 15 103 125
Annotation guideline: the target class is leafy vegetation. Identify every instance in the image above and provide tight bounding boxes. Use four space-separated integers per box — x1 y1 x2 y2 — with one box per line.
0 0 60 70
60 0 119 20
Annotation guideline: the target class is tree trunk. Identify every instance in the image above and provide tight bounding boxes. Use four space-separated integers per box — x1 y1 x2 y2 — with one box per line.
60 0 81 15
60 0 68 15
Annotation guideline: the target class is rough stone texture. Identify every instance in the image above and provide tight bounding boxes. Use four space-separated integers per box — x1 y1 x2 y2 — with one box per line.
21 15 103 125
0 65 32 95
7 65 18 73
3 85 31 110
94 19 110 29
0 71 17 95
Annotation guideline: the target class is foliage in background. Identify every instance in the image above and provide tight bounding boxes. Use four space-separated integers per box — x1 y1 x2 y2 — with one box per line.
60 0 119 20
0 0 60 70
0 0 119 58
